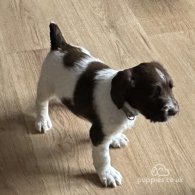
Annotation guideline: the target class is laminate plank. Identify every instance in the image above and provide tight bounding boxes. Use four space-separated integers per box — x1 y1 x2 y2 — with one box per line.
128 0 195 35
0 0 194 194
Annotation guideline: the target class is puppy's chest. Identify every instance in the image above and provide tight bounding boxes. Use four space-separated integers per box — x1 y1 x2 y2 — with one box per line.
106 115 136 134
117 118 135 131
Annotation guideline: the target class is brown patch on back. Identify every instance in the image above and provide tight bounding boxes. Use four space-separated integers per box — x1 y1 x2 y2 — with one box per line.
62 61 110 146
73 61 109 121
63 46 87 67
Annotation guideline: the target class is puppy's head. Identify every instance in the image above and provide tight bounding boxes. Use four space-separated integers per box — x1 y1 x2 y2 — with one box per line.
111 62 179 122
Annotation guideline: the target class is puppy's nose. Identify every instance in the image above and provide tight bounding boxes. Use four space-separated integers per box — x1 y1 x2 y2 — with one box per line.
168 107 178 116
163 104 178 116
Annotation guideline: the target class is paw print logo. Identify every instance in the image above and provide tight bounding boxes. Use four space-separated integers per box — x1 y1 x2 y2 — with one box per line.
151 164 170 177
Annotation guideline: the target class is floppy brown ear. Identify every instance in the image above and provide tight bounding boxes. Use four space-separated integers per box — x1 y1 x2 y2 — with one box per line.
111 69 133 109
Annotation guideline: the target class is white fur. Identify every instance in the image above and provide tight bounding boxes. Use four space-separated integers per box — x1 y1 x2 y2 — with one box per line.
156 68 166 82
92 69 136 186
94 69 136 136
36 50 99 131
110 133 129 148
35 46 136 187
164 98 175 111
92 141 122 187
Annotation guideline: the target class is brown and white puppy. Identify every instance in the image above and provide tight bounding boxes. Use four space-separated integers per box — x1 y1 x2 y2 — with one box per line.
35 23 179 187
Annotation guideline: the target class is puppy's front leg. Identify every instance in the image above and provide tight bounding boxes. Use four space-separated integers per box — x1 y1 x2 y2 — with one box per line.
92 143 122 187
91 125 122 187
110 133 129 148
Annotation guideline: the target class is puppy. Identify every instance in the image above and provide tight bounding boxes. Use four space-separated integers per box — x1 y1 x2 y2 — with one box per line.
35 23 179 187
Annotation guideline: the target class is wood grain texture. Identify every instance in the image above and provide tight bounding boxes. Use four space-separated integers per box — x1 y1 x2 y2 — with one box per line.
0 0 194 194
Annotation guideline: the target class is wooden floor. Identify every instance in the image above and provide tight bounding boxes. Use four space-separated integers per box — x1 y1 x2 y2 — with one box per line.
0 0 195 194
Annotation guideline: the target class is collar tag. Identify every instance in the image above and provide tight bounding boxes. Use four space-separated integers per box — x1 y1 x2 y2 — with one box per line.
122 105 135 120
127 115 135 120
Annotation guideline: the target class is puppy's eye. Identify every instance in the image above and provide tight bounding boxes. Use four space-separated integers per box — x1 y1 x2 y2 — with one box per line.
150 85 162 99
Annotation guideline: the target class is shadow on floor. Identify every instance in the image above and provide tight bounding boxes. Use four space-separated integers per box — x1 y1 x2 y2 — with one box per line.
0 109 102 189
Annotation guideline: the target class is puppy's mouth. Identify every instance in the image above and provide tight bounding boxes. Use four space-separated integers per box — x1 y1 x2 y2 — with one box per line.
143 112 171 123
140 103 179 123
149 115 169 123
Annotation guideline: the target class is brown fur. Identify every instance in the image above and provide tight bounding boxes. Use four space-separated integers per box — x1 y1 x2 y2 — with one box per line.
111 62 179 122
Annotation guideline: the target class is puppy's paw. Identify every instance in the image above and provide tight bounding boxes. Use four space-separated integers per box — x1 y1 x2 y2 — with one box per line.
35 116 52 133
98 166 122 187
110 133 129 148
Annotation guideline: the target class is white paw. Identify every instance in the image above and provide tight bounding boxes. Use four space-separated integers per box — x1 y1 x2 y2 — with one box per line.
110 133 129 148
98 166 122 187
35 116 52 133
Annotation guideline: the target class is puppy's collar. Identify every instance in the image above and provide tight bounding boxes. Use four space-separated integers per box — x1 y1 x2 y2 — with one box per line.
122 102 138 120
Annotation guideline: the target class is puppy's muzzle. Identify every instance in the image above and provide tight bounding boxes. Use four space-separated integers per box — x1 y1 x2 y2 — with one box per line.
162 99 179 117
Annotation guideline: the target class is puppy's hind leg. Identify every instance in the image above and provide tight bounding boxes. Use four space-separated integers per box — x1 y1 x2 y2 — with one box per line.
35 78 53 133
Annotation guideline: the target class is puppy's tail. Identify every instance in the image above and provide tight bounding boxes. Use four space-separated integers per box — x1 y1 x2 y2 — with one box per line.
49 22 68 50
